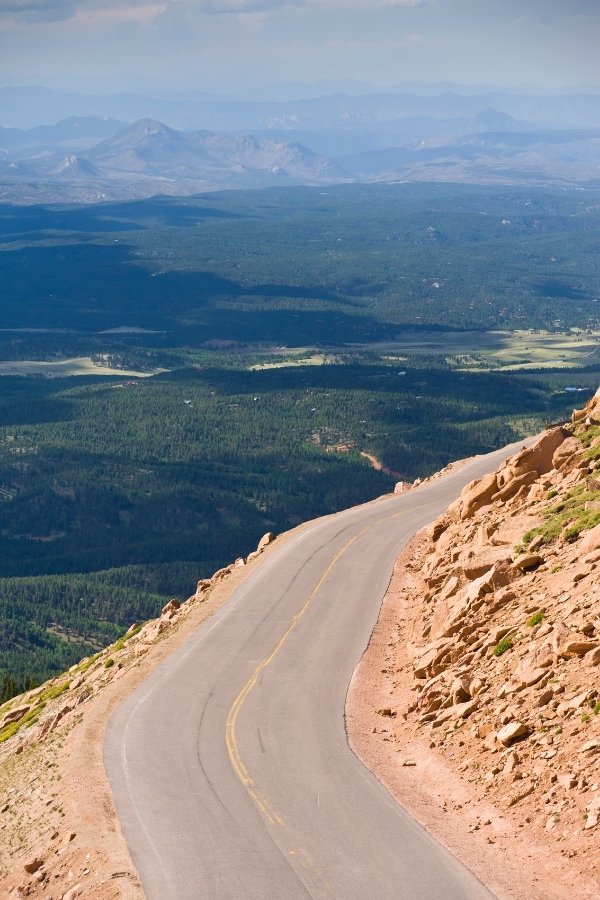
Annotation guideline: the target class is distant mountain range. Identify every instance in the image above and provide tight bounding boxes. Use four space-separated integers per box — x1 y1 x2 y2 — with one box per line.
87 119 346 183
1 91 599 203
0 118 350 203
3 85 600 132
338 124 600 187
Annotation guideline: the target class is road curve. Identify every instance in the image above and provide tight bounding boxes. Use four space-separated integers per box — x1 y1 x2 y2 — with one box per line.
105 439 529 899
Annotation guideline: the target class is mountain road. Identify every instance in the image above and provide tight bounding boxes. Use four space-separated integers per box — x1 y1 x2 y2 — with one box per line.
105 438 531 899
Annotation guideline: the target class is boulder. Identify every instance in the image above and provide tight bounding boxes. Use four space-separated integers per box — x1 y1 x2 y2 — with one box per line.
585 795 600 830
553 623 598 658
23 857 44 875
553 434 580 470
412 639 451 679
497 722 528 746
432 699 478 728
427 518 449 542
1 705 30 727
585 646 600 667
513 663 547 690
62 885 84 900
451 675 471 704
580 522 600 554
439 574 460 602
512 552 543 572
566 689 594 710
161 599 180 618
257 532 276 552
508 427 568 478
460 547 512 580
492 471 538 503
560 638 598 658
460 472 498 520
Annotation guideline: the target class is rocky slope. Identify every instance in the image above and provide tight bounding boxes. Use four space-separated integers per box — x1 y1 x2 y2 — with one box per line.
349 388 600 898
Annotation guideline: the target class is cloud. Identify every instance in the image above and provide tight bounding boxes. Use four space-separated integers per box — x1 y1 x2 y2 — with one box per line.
0 0 429 25
0 0 161 24
328 32 435 49
0 0 77 22
167 0 297 12
162 0 429 14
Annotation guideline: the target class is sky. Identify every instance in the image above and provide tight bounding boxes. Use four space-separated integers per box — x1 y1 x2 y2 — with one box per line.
0 0 599 96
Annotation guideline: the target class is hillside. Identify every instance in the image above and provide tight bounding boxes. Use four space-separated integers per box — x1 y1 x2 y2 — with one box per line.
349 388 600 898
3 393 600 895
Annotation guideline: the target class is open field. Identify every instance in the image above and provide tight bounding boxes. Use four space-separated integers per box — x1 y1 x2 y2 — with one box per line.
351 330 600 371
248 353 338 370
0 357 168 377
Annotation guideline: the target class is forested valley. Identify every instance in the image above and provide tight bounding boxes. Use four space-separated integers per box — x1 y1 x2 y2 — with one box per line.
1 181 599 702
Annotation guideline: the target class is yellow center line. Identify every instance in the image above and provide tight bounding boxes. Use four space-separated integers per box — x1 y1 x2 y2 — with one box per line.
225 501 429 829
225 527 362 825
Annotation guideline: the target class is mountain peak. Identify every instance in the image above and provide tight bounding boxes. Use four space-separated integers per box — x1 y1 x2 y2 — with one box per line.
471 106 521 131
53 153 100 177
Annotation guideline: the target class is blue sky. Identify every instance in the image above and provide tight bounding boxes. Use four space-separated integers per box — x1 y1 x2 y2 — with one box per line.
0 0 598 95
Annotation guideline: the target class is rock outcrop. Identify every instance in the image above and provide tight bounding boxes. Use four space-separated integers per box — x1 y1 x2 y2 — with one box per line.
372 388 600 890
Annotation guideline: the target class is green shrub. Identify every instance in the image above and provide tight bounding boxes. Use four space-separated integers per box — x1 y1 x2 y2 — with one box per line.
78 653 102 674
38 681 70 703
521 483 600 548
526 610 544 628
104 657 115 669
0 699 49 743
493 637 513 657
578 425 600 448
111 622 144 655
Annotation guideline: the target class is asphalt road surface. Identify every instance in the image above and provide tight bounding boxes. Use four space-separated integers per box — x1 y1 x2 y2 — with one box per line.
106 439 531 899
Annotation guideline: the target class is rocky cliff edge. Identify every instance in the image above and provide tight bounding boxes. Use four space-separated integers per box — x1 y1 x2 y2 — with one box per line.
348 388 600 899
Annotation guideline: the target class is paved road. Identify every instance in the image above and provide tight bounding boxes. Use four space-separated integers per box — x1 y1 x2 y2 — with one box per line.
105 439 530 899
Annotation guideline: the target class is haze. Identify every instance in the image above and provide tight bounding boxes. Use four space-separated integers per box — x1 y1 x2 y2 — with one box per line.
0 0 599 98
